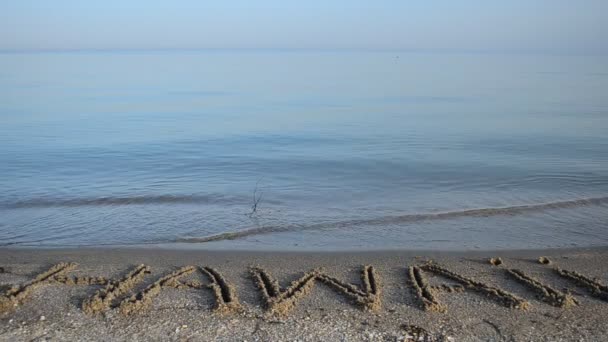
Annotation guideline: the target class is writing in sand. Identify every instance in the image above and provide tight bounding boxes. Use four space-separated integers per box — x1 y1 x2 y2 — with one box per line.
1 257 607 317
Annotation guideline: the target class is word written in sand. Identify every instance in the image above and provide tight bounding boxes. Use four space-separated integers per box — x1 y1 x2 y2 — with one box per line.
1 261 607 316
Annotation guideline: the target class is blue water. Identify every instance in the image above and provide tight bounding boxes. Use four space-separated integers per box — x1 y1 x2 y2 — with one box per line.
1 50 607 250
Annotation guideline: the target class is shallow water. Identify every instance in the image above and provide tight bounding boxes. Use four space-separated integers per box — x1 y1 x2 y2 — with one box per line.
1 50 607 250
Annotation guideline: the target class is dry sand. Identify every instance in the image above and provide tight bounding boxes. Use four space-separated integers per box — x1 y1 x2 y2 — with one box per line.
1 246 608 341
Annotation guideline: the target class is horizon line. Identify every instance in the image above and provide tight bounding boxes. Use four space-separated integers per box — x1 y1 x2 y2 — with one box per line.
0 46 606 56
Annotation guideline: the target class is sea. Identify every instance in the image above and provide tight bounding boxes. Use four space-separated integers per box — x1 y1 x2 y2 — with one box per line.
1 49 607 250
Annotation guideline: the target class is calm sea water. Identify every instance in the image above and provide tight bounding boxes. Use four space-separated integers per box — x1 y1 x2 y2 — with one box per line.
1 50 607 250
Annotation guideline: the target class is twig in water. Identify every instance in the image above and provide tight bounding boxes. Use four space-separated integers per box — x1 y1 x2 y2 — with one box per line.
248 178 264 217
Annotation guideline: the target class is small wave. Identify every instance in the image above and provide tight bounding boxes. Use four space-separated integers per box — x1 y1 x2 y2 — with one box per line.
175 196 608 243
1 194 246 208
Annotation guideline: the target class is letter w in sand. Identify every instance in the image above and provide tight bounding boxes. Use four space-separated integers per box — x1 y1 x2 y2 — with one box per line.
251 265 381 316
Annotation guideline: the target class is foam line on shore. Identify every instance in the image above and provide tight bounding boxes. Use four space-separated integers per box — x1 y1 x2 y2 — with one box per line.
1 194 246 208
176 196 608 243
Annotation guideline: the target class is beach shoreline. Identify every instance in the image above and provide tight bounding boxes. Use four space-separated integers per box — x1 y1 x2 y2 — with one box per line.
1 246 608 341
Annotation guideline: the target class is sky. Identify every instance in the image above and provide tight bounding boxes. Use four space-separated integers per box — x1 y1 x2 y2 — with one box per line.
0 1 606 53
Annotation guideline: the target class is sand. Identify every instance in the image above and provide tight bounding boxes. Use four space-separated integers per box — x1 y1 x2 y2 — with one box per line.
1 247 608 341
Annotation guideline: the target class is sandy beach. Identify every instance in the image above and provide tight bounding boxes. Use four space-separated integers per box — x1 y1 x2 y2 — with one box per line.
1 246 607 341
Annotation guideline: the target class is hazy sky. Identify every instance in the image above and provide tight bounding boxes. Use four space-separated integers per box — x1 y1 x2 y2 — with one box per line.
1 1 606 53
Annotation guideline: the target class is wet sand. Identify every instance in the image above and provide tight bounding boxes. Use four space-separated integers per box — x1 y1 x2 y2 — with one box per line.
1 246 608 341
